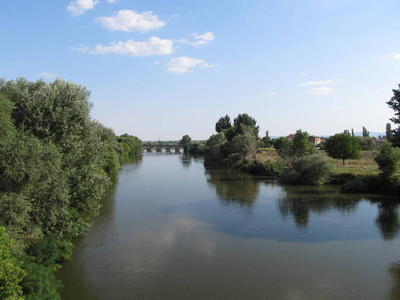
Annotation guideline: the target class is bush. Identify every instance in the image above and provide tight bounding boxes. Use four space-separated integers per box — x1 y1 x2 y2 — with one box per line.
375 142 400 181
279 153 333 185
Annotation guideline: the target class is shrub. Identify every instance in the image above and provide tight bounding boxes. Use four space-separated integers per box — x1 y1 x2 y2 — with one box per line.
279 153 333 185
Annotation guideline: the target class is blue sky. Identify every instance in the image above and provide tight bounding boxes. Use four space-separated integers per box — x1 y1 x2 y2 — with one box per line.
1 0 400 140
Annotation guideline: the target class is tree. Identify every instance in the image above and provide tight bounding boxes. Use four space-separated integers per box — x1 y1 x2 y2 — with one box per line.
215 115 231 133
0 227 25 299
262 131 272 148
356 136 377 151
179 135 192 153
233 113 259 139
387 84 400 146
363 126 369 137
375 142 400 181
324 133 361 165
291 129 315 157
230 126 258 164
386 123 393 141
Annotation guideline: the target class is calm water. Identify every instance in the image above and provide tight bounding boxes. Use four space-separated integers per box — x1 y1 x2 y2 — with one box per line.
57 153 400 300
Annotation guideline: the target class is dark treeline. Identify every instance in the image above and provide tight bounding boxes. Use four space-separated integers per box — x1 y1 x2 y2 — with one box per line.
0 78 142 299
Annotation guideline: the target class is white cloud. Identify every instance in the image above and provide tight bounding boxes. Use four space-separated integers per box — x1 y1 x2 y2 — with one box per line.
167 57 211 73
305 87 333 95
106 0 116 2
177 32 215 46
193 32 215 42
153 60 160 65
97 10 166 32
390 54 400 60
77 37 174 56
39 72 58 79
299 80 333 86
300 72 307 76
67 0 99 17
266 91 278 96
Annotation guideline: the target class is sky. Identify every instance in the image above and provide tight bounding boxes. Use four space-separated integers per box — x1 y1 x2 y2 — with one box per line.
1 0 400 141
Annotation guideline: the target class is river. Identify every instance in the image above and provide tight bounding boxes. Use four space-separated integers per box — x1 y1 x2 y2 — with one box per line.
57 152 400 299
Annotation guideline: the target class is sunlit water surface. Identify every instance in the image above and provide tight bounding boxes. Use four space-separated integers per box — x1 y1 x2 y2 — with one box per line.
57 153 400 300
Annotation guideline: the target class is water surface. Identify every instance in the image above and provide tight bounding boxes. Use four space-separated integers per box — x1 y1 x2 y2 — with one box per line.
57 153 400 299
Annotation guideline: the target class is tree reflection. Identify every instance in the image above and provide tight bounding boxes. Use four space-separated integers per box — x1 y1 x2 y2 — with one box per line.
388 262 400 300
180 153 192 168
278 185 362 228
375 201 400 240
204 163 260 210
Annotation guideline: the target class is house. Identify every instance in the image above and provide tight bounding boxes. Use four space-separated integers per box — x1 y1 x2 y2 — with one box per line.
308 136 322 145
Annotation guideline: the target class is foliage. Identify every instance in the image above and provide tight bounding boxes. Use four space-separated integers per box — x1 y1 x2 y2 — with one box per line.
0 78 142 298
387 84 400 146
262 131 272 148
233 113 259 139
215 115 231 133
356 136 377 151
324 133 361 165
274 137 293 158
362 126 370 137
279 153 333 185
386 123 393 141
118 134 143 159
375 142 400 180
291 129 315 157
204 133 229 162
230 126 258 164
0 227 25 300
179 135 192 153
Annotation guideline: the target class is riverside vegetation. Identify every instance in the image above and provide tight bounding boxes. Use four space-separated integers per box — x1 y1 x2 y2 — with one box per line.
183 84 400 195
0 78 142 299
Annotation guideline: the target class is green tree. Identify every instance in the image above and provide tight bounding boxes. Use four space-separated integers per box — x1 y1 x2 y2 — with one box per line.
233 113 259 139
179 135 192 153
0 227 25 300
324 133 361 165
215 115 231 133
362 126 370 137
230 126 258 164
356 136 377 151
386 123 393 141
375 142 400 181
291 129 315 157
274 137 293 158
387 84 400 146
262 131 272 148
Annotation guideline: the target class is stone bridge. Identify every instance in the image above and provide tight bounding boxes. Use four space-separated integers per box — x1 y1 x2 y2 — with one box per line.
142 144 183 153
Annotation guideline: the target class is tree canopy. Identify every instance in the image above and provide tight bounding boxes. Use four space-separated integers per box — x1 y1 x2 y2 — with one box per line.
324 133 361 165
215 115 231 133
387 84 400 146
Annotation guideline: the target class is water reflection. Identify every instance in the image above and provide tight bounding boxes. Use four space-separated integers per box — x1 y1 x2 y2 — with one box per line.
376 201 400 240
204 163 260 210
389 262 400 300
277 185 362 228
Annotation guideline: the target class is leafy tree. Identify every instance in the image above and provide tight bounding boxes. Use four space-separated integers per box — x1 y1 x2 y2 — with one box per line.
386 123 393 141
0 227 25 300
279 153 333 185
387 84 400 146
291 129 315 157
215 115 231 133
262 131 272 148
274 137 293 158
233 113 259 138
230 126 258 164
179 135 192 153
205 133 229 161
375 142 400 180
351 128 355 137
324 133 361 165
356 136 377 151
362 126 370 137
